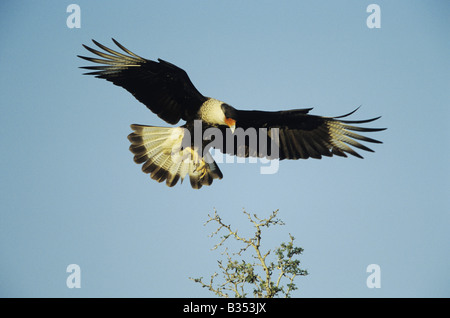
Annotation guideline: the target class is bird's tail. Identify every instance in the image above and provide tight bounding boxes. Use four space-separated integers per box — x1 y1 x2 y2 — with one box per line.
127 124 223 189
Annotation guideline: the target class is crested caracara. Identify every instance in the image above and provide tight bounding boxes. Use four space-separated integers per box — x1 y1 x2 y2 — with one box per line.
78 39 385 189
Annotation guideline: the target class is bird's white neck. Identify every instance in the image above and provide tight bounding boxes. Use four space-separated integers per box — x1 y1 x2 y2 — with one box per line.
199 98 226 126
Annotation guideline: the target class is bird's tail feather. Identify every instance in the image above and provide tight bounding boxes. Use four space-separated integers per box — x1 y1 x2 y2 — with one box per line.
128 124 222 189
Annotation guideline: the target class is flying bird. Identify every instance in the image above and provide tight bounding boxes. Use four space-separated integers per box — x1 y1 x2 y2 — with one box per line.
78 39 385 189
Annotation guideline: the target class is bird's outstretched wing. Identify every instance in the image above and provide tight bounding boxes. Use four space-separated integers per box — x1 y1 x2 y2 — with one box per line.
219 107 385 160
78 39 207 124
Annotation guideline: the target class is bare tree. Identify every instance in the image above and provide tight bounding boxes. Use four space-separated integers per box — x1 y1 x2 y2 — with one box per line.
190 209 308 298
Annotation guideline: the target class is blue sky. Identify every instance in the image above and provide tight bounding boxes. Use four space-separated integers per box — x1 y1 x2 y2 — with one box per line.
0 1 448 297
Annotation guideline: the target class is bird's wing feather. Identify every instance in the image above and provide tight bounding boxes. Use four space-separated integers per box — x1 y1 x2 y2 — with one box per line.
78 39 207 124
218 107 385 160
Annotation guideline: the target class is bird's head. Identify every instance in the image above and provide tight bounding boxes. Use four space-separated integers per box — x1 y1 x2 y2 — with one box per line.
199 98 236 132
221 103 237 133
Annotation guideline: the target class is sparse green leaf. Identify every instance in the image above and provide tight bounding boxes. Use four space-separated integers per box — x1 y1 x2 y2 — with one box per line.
190 209 308 298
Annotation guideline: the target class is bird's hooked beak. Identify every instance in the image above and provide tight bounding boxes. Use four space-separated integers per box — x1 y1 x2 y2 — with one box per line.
225 117 236 133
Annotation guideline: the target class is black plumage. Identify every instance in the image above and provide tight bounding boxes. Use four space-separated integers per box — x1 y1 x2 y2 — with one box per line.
79 39 206 124
222 107 384 160
78 39 386 188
